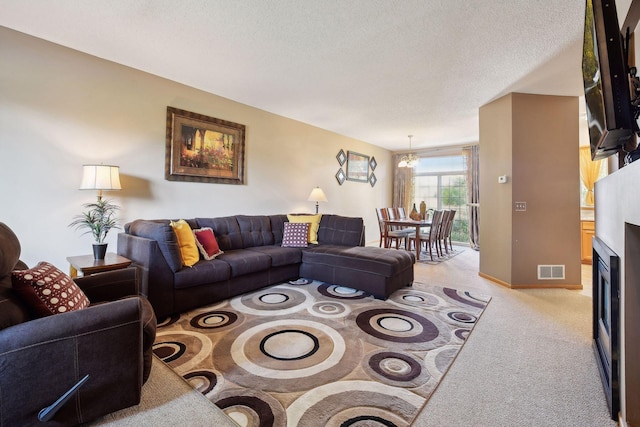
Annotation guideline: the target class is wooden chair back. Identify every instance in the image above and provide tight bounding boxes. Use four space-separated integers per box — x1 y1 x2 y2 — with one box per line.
444 209 456 252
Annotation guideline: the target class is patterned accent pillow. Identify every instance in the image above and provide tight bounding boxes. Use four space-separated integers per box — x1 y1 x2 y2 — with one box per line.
282 222 310 248
193 227 224 260
11 261 90 317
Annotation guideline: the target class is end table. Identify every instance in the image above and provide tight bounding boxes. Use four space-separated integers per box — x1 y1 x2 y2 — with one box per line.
67 253 132 278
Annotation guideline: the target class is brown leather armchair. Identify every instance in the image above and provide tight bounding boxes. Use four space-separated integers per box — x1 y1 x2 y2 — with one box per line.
0 222 156 426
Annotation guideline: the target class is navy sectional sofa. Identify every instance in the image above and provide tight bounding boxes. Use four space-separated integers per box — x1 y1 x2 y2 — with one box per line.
118 214 414 318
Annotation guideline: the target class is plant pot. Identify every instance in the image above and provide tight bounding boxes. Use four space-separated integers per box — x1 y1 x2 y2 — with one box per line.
92 243 108 260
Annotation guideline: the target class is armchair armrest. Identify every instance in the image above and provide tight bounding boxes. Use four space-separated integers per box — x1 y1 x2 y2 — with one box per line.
74 267 139 302
0 297 145 426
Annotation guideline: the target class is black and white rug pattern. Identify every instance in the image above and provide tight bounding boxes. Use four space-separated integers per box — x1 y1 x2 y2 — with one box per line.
153 280 490 427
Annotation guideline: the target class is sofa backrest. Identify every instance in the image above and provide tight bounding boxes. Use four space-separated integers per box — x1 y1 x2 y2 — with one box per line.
317 214 364 246
125 220 185 273
237 215 274 248
123 214 364 273
268 215 287 245
196 217 242 251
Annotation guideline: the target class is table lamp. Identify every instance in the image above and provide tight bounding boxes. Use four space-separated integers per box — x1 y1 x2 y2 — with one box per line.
307 187 328 214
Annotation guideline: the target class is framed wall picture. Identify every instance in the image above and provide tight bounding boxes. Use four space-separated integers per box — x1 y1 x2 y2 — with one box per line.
165 107 245 184
346 151 370 183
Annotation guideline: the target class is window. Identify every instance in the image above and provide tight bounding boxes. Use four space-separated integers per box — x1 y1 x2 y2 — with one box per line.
412 154 468 244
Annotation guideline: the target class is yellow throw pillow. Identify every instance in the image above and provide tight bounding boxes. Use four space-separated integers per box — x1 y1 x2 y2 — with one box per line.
287 214 322 244
170 219 199 267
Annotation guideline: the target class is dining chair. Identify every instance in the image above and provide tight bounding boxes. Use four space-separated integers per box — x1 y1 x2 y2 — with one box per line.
443 209 456 253
409 209 443 261
437 210 451 256
376 208 407 249
387 207 413 236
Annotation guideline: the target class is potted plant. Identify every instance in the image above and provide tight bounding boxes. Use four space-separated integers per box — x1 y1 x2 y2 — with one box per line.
69 198 120 260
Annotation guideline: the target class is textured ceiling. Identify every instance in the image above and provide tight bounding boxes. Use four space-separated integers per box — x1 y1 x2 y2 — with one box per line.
0 0 589 151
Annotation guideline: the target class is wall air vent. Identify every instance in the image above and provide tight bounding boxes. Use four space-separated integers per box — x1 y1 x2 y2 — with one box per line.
537 265 565 280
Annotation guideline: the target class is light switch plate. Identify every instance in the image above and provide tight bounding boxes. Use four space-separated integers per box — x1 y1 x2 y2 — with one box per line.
515 201 526 211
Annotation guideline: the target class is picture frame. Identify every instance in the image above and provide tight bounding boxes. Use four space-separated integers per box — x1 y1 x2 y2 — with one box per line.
165 107 245 184
369 156 377 171
346 151 370 183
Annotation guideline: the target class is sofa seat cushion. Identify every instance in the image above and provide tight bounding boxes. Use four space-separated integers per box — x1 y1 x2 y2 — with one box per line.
246 245 303 267
302 245 414 277
174 259 231 289
216 250 272 278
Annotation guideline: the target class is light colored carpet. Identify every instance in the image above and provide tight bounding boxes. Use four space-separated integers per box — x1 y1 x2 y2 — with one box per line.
87 356 237 427
411 246 617 427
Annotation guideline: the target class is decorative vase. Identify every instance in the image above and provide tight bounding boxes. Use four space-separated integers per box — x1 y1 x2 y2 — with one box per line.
419 201 427 220
409 203 421 221
92 243 108 260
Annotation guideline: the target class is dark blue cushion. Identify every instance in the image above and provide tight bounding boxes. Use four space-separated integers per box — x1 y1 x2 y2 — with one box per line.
216 249 272 277
246 245 302 267
196 217 241 251
317 215 364 246
173 259 231 289
237 215 274 248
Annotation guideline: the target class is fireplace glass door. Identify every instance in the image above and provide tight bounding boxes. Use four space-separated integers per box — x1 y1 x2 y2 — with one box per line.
592 236 620 419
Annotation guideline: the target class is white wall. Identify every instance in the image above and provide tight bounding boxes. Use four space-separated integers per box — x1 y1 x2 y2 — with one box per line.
0 26 392 269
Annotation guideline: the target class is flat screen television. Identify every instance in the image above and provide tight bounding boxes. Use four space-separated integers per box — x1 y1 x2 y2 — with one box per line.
582 0 636 161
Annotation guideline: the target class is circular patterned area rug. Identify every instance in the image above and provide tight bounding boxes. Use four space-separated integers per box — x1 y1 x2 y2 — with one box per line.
153 281 490 427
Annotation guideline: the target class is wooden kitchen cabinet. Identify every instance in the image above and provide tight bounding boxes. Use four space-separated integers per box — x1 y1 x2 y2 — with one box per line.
581 220 595 264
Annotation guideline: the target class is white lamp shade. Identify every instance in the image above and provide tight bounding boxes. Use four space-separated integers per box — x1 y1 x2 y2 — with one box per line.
80 165 122 190
307 187 328 202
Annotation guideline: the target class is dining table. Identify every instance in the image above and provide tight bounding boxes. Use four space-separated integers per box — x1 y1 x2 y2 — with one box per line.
383 218 432 261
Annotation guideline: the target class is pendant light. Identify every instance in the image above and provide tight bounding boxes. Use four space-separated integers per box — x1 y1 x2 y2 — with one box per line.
398 135 418 168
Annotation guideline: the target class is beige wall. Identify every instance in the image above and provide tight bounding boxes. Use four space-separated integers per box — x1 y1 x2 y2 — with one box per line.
479 93 581 287
0 26 392 269
478 95 513 283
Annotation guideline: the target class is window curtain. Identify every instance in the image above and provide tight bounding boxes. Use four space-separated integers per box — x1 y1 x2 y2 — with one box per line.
463 145 480 250
392 154 414 211
579 146 602 206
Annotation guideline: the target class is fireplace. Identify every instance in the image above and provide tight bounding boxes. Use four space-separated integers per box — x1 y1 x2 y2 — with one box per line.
592 236 620 420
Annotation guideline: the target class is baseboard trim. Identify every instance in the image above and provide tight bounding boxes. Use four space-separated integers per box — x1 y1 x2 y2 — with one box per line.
478 272 583 290
478 272 511 288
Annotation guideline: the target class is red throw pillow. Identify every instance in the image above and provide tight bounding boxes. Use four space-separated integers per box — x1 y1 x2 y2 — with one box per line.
193 227 223 260
282 222 310 248
12 261 90 317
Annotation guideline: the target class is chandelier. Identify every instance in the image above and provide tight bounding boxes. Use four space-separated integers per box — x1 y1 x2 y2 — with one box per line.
398 135 418 168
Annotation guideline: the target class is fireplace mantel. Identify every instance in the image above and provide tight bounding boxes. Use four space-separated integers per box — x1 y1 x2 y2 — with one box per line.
595 159 640 425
